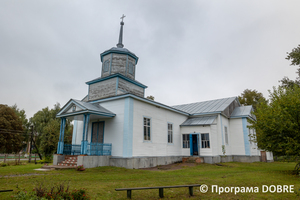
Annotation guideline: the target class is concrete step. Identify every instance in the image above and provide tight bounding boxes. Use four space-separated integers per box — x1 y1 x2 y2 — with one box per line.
58 163 77 167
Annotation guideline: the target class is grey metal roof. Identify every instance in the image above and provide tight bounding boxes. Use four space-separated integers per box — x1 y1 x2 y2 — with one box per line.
57 99 116 118
230 105 252 118
181 115 218 126
72 99 115 115
172 97 237 115
100 47 138 62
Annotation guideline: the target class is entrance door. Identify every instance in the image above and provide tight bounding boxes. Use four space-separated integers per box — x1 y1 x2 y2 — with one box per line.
192 134 199 155
91 122 104 143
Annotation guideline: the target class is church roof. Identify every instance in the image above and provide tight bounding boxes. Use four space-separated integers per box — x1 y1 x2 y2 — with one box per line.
57 99 116 118
172 97 239 116
100 47 139 63
230 105 254 119
85 73 147 88
180 115 218 126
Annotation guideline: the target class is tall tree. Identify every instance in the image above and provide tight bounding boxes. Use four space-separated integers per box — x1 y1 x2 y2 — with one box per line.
279 44 300 88
238 89 267 110
249 86 300 169
0 104 24 153
30 103 72 157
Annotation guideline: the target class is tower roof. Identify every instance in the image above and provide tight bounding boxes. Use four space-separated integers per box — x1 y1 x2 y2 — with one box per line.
100 15 138 63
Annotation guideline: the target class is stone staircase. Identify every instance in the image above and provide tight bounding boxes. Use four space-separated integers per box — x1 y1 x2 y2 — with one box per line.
57 155 78 167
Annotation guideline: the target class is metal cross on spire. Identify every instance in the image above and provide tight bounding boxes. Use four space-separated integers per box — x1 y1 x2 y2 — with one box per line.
117 14 126 48
120 14 126 22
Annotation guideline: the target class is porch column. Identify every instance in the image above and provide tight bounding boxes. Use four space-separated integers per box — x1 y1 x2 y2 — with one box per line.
81 114 90 155
57 117 66 154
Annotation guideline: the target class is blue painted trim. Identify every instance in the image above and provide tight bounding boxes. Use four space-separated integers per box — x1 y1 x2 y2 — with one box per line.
143 115 152 143
86 73 147 88
109 54 112 75
220 115 224 145
82 114 86 141
100 49 139 63
123 97 134 157
85 114 90 141
197 134 200 155
189 134 193 156
89 94 190 116
242 117 251 155
72 120 78 144
57 99 87 116
116 77 119 95
57 110 116 118
61 118 66 142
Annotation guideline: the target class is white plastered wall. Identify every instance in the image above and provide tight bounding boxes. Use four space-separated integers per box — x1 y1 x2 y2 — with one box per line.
132 99 188 157
180 122 218 156
229 118 246 155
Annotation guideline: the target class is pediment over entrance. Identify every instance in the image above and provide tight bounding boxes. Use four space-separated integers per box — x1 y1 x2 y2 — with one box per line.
57 99 116 120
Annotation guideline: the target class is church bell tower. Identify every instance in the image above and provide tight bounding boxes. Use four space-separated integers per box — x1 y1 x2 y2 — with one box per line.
85 15 147 101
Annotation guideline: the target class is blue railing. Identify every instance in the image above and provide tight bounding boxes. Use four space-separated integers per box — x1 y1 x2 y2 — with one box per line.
63 144 81 155
63 143 112 156
87 143 112 156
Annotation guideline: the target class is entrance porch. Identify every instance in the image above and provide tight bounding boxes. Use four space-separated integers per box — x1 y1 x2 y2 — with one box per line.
56 99 116 156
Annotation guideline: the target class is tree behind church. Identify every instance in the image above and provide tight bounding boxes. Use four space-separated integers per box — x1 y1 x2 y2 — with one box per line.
30 103 72 158
279 44 300 88
238 89 267 110
0 104 24 153
250 86 300 170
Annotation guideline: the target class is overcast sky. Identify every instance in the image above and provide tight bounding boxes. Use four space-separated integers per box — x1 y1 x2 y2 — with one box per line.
1 0 300 118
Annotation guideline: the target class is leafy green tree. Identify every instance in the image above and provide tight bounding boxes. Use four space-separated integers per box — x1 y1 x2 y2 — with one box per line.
0 104 24 153
238 89 267 110
30 103 72 157
280 45 300 88
146 95 155 101
249 86 300 169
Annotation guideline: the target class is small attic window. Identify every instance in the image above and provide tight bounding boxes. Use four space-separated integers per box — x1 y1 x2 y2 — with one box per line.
103 60 110 72
72 105 76 112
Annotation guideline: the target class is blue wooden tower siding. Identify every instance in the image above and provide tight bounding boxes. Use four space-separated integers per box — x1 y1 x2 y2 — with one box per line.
55 16 273 168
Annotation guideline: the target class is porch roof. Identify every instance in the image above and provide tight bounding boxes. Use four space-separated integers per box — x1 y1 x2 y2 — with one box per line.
180 115 218 126
56 99 116 118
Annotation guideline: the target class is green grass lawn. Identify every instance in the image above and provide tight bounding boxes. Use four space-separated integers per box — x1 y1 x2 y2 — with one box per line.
0 162 299 199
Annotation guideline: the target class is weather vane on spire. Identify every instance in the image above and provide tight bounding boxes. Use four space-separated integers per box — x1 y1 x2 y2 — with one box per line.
117 14 126 48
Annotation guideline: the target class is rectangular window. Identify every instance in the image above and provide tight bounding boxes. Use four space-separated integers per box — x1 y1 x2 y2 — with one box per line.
224 126 228 145
168 123 173 143
182 134 190 148
201 133 210 148
143 117 151 141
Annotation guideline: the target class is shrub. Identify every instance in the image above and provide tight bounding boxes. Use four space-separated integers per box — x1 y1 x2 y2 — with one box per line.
13 180 90 200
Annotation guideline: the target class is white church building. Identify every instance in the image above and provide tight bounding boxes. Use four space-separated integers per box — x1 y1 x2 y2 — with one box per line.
54 17 273 169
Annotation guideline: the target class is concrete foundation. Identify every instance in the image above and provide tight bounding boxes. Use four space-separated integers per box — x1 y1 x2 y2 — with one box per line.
77 155 110 168
54 154 267 169
53 154 65 165
109 156 183 169
202 155 261 164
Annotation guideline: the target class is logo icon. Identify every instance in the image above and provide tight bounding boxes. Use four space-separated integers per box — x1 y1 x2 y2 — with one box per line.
200 184 209 193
